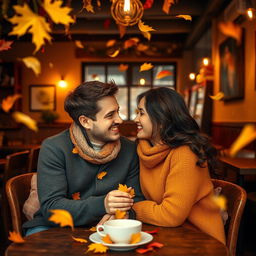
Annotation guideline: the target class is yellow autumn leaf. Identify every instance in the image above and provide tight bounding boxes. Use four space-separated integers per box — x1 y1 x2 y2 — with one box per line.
212 195 227 211
86 243 109 253
102 234 113 244
43 0 74 25
89 226 97 232
106 39 116 48
8 4 52 53
115 209 126 219
49 209 74 231
209 92 224 101
229 124 256 157
218 21 242 43
140 63 154 72
97 171 107 180
20 56 41 76
138 20 155 33
72 192 80 200
118 184 135 198
71 236 87 243
142 31 151 41
12 111 38 132
129 232 141 244
1 94 21 112
75 40 84 48
108 48 120 58
176 15 192 21
162 0 176 14
72 147 79 154
8 231 25 243
85 4 94 13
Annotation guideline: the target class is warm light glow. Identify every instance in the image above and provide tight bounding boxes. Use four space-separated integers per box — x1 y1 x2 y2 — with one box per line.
58 79 67 88
124 0 130 12
189 73 196 80
202 58 209 66
139 78 146 85
247 8 254 19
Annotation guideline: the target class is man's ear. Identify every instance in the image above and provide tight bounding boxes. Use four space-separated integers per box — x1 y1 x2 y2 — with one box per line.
78 115 93 130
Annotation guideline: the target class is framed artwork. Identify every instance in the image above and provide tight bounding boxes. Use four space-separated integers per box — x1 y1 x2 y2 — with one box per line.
219 36 244 101
29 85 56 111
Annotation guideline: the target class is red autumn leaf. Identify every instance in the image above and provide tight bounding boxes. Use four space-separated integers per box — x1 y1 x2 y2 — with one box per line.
144 228 159 234
72 192 80 200
0 40 13 51
147 242 164 248
143 0 154 9
155 70 173 79
136 247 154 254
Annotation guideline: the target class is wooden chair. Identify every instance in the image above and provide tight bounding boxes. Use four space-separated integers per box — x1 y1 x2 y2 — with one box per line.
212 179 247 256
28 146 41 172
5 173 35 234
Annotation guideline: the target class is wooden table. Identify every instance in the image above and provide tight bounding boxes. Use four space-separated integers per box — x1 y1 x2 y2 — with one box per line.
5 224 228 256
219 156 256 186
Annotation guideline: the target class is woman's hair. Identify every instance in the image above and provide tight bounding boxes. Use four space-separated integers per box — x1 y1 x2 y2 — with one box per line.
137 87 217 174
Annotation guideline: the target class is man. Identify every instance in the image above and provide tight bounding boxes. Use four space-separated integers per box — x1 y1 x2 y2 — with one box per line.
23 81 144 235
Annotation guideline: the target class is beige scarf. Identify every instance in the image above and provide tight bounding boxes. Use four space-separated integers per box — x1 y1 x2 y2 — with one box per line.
69 123 121 164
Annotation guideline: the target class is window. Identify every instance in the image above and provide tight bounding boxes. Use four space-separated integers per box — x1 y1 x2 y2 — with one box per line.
82 62 176 120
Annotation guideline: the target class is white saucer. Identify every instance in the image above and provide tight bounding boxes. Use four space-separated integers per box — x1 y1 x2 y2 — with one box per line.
89 231 153 251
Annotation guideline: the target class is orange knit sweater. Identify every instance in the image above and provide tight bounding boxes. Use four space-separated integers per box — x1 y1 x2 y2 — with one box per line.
133 140 226 244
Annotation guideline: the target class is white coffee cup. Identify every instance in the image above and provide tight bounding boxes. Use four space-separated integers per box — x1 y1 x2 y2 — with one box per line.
96 219 142 244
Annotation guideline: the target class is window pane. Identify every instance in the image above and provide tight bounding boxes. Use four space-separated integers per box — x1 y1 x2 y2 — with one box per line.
132 65 151 86
107 65 127 86
153 64 175 87
84 65 105 82
130 87 150 120
116 87 128 120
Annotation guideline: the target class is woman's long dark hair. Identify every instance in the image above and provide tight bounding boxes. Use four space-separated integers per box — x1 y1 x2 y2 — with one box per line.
137 87 217 175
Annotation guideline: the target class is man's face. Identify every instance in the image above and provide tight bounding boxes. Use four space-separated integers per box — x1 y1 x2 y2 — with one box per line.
86 96 123 144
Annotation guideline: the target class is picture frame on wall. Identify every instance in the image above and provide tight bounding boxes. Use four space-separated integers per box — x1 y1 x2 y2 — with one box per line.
219 36 244 101
29 85 56 111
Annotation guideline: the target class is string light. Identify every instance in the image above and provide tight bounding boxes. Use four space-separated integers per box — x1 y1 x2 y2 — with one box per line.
189 73 196 81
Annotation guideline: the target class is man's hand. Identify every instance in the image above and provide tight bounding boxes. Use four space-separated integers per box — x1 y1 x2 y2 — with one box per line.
97 214 115 226
104 190 134 214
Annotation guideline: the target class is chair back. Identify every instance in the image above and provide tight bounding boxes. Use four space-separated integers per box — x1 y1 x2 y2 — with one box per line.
5 173 35 234
212 179 247 256
28 146 40 172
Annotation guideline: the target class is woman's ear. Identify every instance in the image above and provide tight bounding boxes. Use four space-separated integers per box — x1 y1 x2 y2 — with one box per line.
78 115 93 130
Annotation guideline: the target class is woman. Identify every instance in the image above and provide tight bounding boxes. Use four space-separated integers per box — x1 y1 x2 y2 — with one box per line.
132 87 225 244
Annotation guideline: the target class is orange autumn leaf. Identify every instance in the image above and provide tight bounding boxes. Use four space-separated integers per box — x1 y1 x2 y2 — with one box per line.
106 39 116 48
86 243 109 253
140 63 153 72
72 147 79 154
155 70 173 79
49 209 74 231
136 247 154 254
124 38 139 49
97 171 107 180
1 94 21 112
212 194 227 211
218 21 242 43
147 242 164 248
129 232 141 244
108 48 120 58
102 234 113 244
72 192 80 200
75 40 84 49
89 226 97 232
119 64 128 71
71 236 88 243
162 0 176 14
115 209 126 219
138 20 155 33
118 24 126 38
142 31 151 41
118 184 135 198
176 15 192 21
8 231 25 243
0 39 13 51
209 92 224 101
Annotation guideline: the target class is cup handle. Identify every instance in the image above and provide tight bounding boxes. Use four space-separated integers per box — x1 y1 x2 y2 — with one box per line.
96 225 106 237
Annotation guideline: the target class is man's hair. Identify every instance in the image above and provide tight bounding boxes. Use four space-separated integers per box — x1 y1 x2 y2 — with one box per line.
64 80 118 123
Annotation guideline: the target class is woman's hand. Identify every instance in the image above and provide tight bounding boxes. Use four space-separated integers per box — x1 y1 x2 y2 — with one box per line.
97 214 115 226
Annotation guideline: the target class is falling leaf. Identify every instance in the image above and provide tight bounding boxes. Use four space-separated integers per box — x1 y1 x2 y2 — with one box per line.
108 48 120 58
1 94 22 112
124 37 140 49
229 124 256 157
86 243 108 253
136 247 154 254
8 4 52 53
106 39 116 48
72 192 80 200
118 24 126 38
143 0 154 9
115 209 126 219
102 234 113 244
176 15 192 21
89 226 97 232
72 147 79 154
155 70 173 79
118 184 135 197
49 209 74 231
218 22 242 43
72 236 87 243
212 195 227 211
97 171 107 180
8 231 25 243
162 0 176 14
147 242 164 248
137 43 149 52
138 20 155 32
0 40 13 51
12 111 38 132
83 0 95 13
119 64 128 71
43 0 74 25
20 56 41 76
75 40 84 48
140 63 153 72
209 92 224 101
129 232 141 244
142 31 151 41
144 229 159 234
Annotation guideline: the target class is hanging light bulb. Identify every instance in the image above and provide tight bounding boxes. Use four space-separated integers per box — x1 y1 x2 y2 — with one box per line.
58 76 67 88
111 0 144 26
202 58 210 66
247 8 254 20
189 73 196 80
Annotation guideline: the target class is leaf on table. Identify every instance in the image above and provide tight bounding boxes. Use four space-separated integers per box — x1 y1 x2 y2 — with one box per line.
0 39 13 51
162 0 176 14
12 111 38 132
140 63 153 72
2 94 22 113
147 242 164 248
115 209 126 219
229 124 256 157
106 39 116 48
71 236 87 243
144 228 159 234
218 21 242 43
86 243 109 253
108 48 120 58
119 64 128 71
138 20 155 33
8 231 25 243
75 40 84 48
176 15 192 21
97 171 107 180
8 3 52 53
49 209 74 231
118 184 135 197
72 192 80 200
129 232 141 244
43 0 74 25
155 70 173 79
102 234 113 244
20 56 41 76
209 92 224 101
89 226 97 232
136 247 154 254
212 195 227 211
